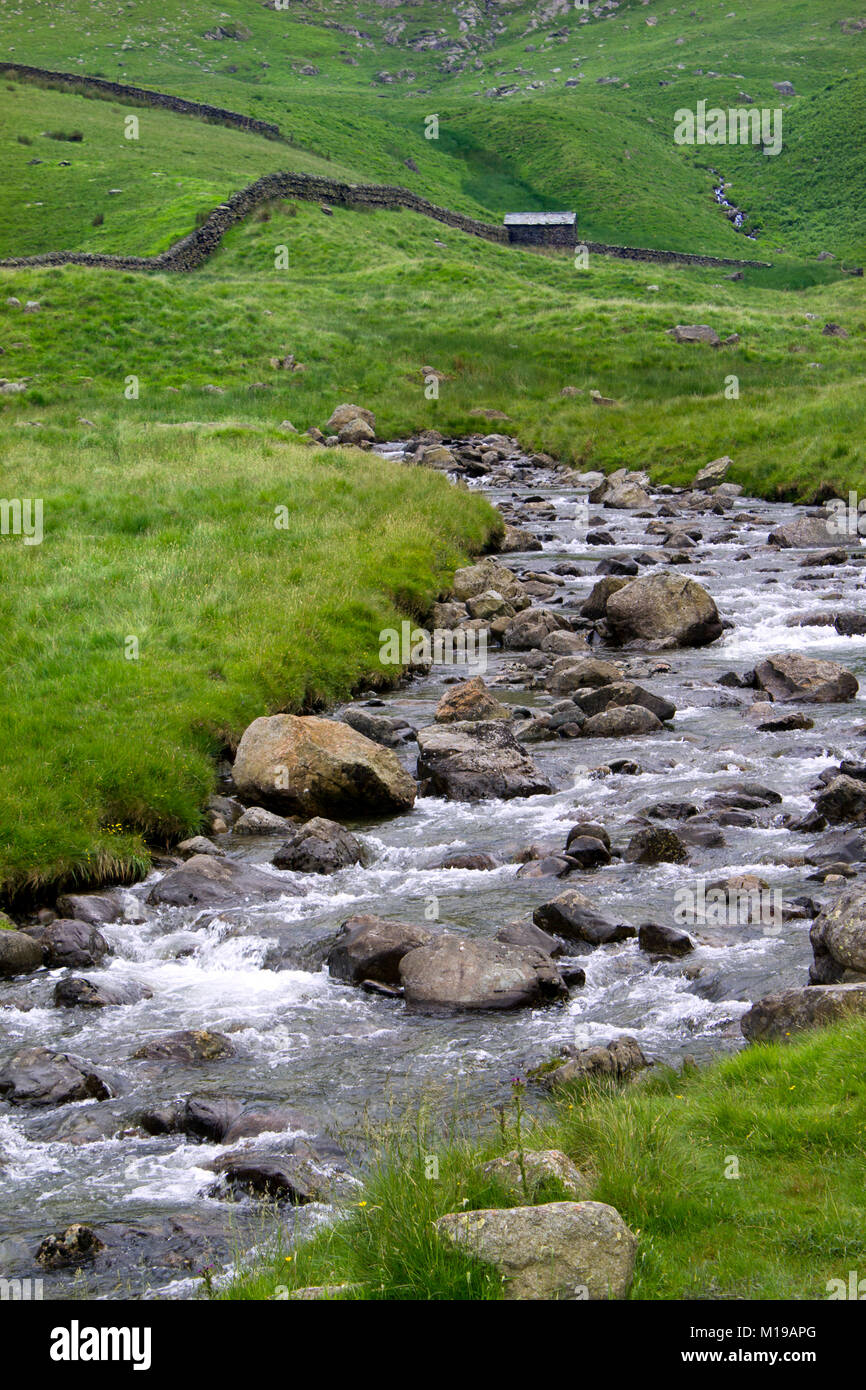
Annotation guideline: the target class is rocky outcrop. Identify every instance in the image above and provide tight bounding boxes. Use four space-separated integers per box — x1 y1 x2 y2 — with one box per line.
433 1200 637 1299
605 573 723 647
399 935 567 1010
232 714 416 817
741 984 866 1041
416 721 552 801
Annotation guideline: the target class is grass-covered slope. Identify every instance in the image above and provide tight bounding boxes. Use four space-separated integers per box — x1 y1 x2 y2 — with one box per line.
0 422 497 898
225 1015 866 1301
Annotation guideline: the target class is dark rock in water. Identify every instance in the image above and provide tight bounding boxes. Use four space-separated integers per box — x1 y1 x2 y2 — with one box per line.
574 681 676 723
516 854 574 878
533 890 634 946
209 1155 328 1205
340 706 417 746
741 984 866 1042
23 919 112 969
0 1048 114 1107
55 889 142 925
815 776 866 825
643 800 699 821
805 829 866 864
535 1035 648 1089
433 852 498 871
36 1223 104 1268
399 934 567 1011
131 1030 236 1063
595 558 638 577
609 759 642 776
580 575 629 619
753 653 858 704
566 822 611 851
327 914 436 986
496 920 563 956
272 817 368 874
0 929 44 978
563 836 611 869
54 977 153 1009
147 854 300 906
623 827 689 864
638 923 694 957
746 703 814 731
416 720 552 801
582 705 664 738
808 886 866 984
605 573 723 648
677 818 727 848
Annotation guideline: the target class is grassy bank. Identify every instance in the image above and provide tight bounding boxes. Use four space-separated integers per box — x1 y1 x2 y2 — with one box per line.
224 1016 866 1301
0 423 497 900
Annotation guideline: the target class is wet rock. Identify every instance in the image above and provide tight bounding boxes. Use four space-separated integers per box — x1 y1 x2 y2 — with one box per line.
768 516 840 548
433 1200 636 1300
813 776 866 825
537 1035 649 1088
623 827 689 864
563 836 611 869
638 923 694 957
809 887 866 983
741 984 866 1042
746 703 814 731
677 818 727 848
503 608 568 650
272 817 368 874
582 705 665 738
131 1030 236 1063
643 800 698 821
233 806 293 835
54 977 153 1009
399 935 567 1011
574 682 675 723
55 889 143 925
434 851 498 871
177 835 223 858
209 1155 327 1205
36 1223 104 1269
22 918 112 969
0 1048 114 1107
496 921 563 955
232 713 416 817
451 558 529 607
605 573 723 648
434 677 510 722
0 929 44 978
498 524 542 553
548 655 623 694
540 630 590 655
516 855 574 879
533 890 634 946
416 721 552 801
565 822 611 852
147 854 299 906
579 576 630 619
753 653 857 704
480 1149 589 1201
327 914 436 986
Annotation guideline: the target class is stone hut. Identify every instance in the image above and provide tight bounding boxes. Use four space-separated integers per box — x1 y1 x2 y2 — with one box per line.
504 211 577 247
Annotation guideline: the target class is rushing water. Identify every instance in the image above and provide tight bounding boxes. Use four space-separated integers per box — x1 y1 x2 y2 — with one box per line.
1 441 864 1298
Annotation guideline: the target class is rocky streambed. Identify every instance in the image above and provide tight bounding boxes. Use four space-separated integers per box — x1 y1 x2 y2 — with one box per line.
2 430 866 1299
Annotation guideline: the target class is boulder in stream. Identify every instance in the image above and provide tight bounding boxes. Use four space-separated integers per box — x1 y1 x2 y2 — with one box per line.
605 573 723 648
0 1047 114 1107
399 934 568 1011
416 721 552 801
148 854 300 907
753 653 858 704
272 817 368 874
328 914 436 986
741 984 866 1042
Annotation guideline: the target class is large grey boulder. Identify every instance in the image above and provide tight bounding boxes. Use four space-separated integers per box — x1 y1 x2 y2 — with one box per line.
582 705 664 738
503 608 568 650
693 455 732 489
0 930 44 978
434 677 510 723
147 854 300 907
753 653 857 704
54 977 153 1009
340 707 417 747
668 324 721 346
232 714 416 817
533 889 635 946
605 573 723 647
574 681 675 723
327 914 436 986
741 984 866 1042
416 721 552 801
768 515 839 548
433 1201 637 1299
815 776 866 824
809 887 866 983
548 655 623 695
399 935 567 1010
0 1047 114 1107
55 889 143 925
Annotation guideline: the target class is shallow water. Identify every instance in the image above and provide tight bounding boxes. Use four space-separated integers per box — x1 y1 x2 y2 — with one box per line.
2 442 864 1298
